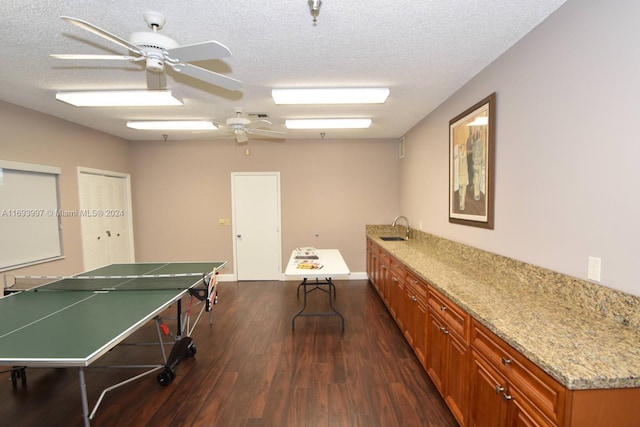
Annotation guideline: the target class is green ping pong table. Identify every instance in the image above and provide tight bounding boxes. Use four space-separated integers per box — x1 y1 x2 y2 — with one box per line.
0 261 226 427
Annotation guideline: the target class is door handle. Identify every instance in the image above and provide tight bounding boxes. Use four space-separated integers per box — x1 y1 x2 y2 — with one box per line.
237 234 242 238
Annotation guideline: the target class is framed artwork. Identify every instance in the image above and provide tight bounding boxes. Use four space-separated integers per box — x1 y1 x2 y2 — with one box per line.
448 92 495 229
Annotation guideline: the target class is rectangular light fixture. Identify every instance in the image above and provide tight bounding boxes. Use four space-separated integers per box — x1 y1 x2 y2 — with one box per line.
126 120 217 131
272 88 389 104
56 90 183 107
285 118 372 129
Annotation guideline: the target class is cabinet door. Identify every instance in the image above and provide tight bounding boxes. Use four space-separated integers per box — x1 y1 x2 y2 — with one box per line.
379 254 389 304
469 350 507 427
366 240 375 283
402 283 416 346
426 310 447 395
447 333 469 426
414 297 428 369
389 271 402 323
406 273 428 369
372 246 381 294
507 384 556 427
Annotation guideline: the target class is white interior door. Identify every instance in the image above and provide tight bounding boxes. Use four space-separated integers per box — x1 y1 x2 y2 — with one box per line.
232 172 281 280
78 169 134 270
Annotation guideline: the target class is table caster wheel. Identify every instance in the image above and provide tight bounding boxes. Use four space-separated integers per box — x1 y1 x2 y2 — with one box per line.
187 342 197 357
157 368 175 386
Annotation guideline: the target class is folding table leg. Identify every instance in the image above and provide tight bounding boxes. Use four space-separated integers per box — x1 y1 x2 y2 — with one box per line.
79 368 91 427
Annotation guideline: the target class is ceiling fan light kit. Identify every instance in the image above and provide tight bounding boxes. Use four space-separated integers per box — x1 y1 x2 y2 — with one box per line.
211 107 286 144
56 90 183 107
271 88 389 105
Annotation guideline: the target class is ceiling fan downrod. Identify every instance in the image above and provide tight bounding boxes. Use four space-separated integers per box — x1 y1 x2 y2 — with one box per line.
308 0 322 26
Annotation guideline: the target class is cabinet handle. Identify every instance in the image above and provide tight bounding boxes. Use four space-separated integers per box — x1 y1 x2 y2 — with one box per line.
495 385 504 394
440 305 447 311
439 326 449 335
410 296 417 302
502 393 513 401
501 357 512 366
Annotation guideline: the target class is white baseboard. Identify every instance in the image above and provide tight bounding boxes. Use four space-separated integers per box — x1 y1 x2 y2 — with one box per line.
217 272 368 282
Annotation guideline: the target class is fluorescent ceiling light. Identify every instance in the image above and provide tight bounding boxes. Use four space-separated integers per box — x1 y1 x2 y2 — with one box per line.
56 90 183 107
285 118 372 129
127 121 217 130
272 88 389 104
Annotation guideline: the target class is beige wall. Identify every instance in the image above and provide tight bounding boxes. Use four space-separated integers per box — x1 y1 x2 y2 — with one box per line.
4 0 635 297
1 102 399 278
0 101 131 277
129 137 401 274
401 0 639 295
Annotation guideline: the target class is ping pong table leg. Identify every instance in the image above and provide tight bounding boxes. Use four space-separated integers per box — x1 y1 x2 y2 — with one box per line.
79 368 91 427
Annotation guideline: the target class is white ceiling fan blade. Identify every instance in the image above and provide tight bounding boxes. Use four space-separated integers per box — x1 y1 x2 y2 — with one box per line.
247 128 286 138
170 63 242 91
246 119 274 130
146 70 167 90
167 40 232 62
235 130 249 143
50 53 138 61
60 16 145 56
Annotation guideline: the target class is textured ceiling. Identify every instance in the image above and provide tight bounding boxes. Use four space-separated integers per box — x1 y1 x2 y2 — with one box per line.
0 0 567 142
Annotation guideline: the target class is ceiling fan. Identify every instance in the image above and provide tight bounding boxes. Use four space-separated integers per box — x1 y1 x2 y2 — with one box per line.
215 108 285 143
51 11 242 91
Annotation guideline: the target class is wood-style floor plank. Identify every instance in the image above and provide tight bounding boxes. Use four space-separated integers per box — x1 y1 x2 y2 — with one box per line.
0 280 458 426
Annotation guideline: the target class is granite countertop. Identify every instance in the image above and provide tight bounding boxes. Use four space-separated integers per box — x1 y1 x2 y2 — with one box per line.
367 227 640 391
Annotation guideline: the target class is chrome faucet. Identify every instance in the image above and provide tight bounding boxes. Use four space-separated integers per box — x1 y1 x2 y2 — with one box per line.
392 215 410 240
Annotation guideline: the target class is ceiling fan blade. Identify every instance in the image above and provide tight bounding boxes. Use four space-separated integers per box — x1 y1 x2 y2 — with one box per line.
146 70 167 90
50 53 137 61
166 40 232 62
247 128 286 138
170 63 242 91
60 16 145 56
235 130 249 143
246 119 274 130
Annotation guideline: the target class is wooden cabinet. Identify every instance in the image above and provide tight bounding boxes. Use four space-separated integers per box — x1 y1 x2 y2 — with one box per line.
469 320 565 427
426 286 470 426
366 238 376 285
404 271 428 368
366 236 640 427
378 248 390 306
388 256 405 326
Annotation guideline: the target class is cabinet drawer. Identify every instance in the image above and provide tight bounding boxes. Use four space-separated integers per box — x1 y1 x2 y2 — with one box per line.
471 320 565 424
389 256 406 279
428 286 469 341
405 271 427 301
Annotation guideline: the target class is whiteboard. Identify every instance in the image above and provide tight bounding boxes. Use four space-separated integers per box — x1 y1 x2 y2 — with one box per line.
0 160 62 270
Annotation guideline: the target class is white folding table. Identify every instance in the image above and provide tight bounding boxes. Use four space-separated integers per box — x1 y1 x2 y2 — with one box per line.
284 249 350 331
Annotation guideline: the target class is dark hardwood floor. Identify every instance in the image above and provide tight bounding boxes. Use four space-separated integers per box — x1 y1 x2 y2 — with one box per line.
1 280 458 427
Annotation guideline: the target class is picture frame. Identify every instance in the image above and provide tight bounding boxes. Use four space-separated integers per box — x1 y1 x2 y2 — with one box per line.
448 92 495 229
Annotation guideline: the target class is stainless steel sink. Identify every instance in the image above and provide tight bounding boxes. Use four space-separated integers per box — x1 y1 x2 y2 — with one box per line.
379 236 406 241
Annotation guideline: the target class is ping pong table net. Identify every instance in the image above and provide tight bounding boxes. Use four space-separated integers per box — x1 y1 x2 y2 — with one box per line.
3 270 217 294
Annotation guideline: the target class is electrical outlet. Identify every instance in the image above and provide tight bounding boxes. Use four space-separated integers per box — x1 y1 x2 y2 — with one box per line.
588 256 601 282
218 219 225 225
